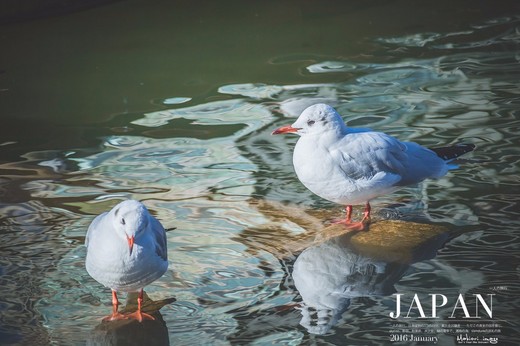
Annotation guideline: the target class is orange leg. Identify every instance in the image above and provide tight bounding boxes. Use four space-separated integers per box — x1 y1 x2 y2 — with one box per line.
102 290 127 322
345 205 353 223
331 203 371 231
361 202 371 223
126 289 155 322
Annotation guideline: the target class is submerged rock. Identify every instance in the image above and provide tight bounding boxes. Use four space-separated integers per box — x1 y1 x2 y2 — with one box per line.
346 220 449 263
246 199 451 262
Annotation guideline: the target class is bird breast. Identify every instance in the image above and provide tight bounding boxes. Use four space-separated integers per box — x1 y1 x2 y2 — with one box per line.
292 136 401 205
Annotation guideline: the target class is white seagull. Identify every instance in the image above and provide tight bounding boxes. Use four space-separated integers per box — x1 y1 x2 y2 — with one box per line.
272 104 475 229
85 200 168 322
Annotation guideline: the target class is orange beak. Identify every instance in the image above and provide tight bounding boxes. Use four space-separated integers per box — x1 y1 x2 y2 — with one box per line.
127 235 135 255
272 125 299 135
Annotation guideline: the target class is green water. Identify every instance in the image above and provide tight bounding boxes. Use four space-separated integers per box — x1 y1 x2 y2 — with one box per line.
1 1 519 345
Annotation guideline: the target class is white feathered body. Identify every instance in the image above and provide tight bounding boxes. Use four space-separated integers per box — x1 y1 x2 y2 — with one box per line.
85 208 168 292
293 128 449 205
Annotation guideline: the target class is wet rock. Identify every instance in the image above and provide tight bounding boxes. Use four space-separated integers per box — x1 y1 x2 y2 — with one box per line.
246 199 450 262
86 292 175 346
345 220 449 263
87 317 169 346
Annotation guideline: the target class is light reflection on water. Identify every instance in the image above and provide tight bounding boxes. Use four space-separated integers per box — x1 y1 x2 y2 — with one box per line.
1 13 520 346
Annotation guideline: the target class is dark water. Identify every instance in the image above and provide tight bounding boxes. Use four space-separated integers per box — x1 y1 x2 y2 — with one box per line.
1 1 520 345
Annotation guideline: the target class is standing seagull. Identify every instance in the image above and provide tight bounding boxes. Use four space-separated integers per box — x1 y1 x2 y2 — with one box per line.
85 200 168 322
272 104 474 229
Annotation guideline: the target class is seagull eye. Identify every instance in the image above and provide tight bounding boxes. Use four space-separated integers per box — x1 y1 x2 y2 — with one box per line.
307 120 315 126
120 218 126 225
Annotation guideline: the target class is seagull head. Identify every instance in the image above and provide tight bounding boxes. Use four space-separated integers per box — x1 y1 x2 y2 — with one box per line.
111 200 149 255
272 104 347 137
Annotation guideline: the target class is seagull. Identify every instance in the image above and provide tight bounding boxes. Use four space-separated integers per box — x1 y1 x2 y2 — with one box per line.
272 103 475 229
85 200 168 322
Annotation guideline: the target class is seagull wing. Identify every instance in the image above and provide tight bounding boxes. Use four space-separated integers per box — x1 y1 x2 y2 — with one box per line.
397 141 448 185
331 131 407 184
150 216 168 261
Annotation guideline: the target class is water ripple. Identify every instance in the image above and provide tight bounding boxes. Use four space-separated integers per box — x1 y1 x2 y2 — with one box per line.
2 13 520 345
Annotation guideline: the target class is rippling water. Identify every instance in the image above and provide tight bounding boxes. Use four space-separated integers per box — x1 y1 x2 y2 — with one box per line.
1 5 520 346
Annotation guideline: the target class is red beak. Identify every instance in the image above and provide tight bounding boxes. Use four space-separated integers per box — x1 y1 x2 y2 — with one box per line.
127 235 135 255
272 125 299 135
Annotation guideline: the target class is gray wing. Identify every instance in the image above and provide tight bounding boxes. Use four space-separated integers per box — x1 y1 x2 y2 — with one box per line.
85 212 108 247
332 131 408 182
150 216 168 261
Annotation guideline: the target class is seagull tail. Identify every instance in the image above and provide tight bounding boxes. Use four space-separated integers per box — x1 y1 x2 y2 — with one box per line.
430 143 476 161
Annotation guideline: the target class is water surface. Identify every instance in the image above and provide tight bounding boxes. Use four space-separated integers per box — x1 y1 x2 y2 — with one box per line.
1 2 519 345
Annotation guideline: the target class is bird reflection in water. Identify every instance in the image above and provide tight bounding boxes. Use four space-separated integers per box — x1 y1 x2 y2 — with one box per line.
87 292 176 346
292 221 449 335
